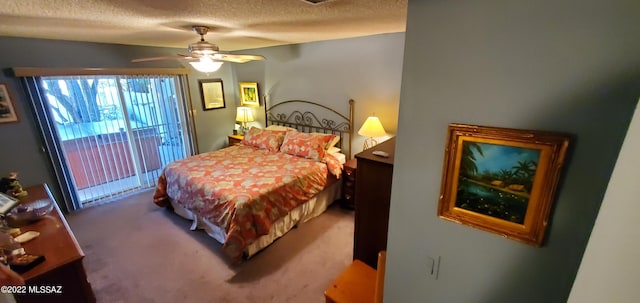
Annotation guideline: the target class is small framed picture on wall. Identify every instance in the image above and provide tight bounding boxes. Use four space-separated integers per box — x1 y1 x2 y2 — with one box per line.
0 84 19 123
239 82 260 107
199 79 226 110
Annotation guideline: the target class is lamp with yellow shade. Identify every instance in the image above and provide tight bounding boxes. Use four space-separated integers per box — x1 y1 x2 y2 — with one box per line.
235 107 254 135
358 116 386 150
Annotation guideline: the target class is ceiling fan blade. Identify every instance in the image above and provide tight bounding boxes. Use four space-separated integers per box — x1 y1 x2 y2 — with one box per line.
177 53 200 60
131 55 182 63
131 53 201 63
212 53 266 63
131 26 266 65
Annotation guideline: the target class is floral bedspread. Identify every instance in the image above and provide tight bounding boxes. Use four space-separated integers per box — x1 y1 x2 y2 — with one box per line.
153 145 341 261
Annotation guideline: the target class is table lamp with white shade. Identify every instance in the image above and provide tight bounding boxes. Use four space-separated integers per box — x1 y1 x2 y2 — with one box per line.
358 115 386 150
235 107 254 135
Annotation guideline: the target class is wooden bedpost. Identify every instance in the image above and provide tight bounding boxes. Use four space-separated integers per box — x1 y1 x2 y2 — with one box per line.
263 95 269 127
349 99 354 160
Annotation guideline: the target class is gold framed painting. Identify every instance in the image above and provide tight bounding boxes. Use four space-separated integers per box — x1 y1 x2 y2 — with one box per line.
0 84 19 123
438 123 570 246
239 82 259 106
199 79 226 110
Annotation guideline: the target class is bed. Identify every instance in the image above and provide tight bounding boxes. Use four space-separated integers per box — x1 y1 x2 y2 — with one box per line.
153 99 354 262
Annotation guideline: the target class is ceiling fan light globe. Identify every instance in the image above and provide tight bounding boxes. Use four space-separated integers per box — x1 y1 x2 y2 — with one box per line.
189 57 223 73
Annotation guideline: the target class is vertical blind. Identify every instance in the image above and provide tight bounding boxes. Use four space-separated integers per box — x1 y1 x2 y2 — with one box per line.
20 71 194 211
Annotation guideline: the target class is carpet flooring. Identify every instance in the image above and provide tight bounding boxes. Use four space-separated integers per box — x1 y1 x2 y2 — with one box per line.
65 189 355 303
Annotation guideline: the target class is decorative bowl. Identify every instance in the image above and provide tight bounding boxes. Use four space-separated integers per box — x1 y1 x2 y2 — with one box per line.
6 199 54 226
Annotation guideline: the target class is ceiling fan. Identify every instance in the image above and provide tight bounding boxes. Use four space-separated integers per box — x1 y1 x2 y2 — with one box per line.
132 25 265 73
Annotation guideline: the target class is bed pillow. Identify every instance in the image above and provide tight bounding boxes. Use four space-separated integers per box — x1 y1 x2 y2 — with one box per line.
327 146 341 154
311 132 341 150
280 132 336 162
325 135 341 150
266 125 298 132
241 127 286 152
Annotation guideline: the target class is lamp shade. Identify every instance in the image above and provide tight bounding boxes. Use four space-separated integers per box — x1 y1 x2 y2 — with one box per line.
358 116 386 138
235 107 255 123
189 57 223 73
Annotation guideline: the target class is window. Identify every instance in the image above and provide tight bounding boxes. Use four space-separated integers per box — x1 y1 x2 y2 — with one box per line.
19 70 194 210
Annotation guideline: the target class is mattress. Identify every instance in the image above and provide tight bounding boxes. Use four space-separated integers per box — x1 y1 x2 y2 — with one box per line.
154 144 343 261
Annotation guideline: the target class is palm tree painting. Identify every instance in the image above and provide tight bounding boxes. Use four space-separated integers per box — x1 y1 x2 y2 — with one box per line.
439 124 570 246
455 141 541 224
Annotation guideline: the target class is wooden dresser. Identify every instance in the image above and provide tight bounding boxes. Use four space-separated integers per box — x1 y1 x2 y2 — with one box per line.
353 137 395 269
9 184 96 303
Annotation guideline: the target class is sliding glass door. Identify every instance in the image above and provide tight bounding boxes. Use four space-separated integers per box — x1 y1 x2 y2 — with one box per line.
32 74 192 209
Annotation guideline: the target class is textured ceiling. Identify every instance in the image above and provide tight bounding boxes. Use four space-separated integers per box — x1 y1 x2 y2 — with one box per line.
0 0 407 51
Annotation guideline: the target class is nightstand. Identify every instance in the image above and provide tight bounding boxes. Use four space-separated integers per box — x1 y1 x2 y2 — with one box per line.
341 158 357 210
228 134 244 146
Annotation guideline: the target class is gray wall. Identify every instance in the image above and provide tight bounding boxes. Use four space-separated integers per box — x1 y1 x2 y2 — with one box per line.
385 0 640 302
233 33 405 156
189 63 242 153
185 33 406 155
568 102 640 302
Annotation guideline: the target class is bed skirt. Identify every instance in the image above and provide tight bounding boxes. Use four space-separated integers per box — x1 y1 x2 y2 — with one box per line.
169 181 341 259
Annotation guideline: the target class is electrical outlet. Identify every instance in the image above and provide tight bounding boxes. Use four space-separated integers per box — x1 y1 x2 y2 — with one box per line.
427 255 441 279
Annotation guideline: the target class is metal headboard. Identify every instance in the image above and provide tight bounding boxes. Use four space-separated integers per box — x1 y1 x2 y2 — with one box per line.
264 98 354 159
